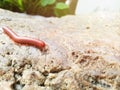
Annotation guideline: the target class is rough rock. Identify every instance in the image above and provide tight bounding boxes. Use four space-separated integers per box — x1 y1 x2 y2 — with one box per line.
0 9 120 90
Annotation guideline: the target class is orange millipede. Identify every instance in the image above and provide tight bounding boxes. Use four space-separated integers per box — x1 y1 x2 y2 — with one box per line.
2 26 46 50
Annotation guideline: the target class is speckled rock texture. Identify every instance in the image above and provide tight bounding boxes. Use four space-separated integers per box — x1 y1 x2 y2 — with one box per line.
0 9 120 90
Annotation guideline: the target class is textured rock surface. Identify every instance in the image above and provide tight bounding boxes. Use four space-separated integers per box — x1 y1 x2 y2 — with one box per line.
0 9 120 90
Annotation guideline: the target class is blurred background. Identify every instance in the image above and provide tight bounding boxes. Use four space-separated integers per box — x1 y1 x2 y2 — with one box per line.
76 0 120 14
0 0 120 17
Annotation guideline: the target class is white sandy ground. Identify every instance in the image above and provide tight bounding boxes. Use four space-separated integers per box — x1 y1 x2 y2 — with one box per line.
0 9 120 90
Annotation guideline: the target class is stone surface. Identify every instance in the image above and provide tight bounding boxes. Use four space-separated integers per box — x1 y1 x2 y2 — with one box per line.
0 9 120 90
